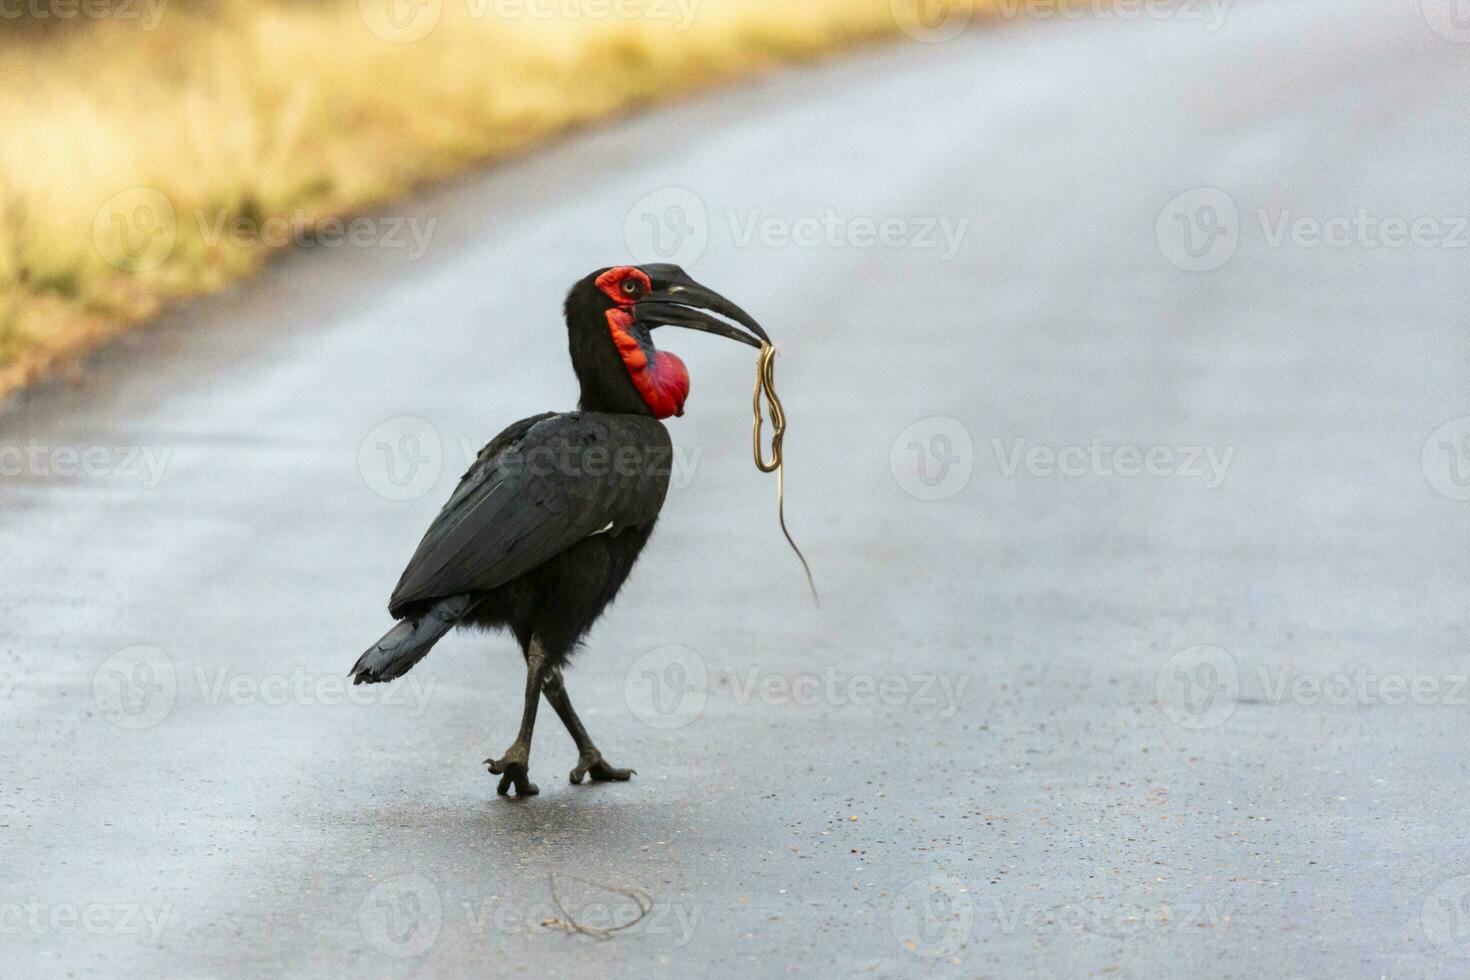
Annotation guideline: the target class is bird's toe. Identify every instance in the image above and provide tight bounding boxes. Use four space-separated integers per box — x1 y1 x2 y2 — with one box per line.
485 751 537 797
571 748 635 784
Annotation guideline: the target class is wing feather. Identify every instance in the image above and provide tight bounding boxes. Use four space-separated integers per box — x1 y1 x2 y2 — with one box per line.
387 412 670 616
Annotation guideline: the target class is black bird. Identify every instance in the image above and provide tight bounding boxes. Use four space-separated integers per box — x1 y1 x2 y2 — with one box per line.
352 264 770 797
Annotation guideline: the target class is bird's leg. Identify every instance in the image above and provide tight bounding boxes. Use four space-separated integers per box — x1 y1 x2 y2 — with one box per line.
484 638 549 797
543 666 636 785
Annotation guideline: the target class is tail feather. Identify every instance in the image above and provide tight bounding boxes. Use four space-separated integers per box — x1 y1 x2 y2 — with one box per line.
352 594 474 685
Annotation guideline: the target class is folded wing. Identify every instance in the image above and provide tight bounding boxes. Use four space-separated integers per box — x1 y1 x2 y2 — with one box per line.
388 412 672 618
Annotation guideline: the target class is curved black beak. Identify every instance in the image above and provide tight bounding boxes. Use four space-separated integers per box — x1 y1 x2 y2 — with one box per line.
636 264 770 348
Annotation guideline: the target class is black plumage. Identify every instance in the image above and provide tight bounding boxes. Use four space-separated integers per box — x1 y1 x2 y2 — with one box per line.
352 264 770 796
388 411 673 655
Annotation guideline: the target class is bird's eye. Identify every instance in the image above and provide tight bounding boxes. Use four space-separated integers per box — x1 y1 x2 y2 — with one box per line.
621 279 641 296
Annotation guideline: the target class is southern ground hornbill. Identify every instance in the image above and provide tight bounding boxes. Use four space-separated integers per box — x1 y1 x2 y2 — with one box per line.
351 264 770 797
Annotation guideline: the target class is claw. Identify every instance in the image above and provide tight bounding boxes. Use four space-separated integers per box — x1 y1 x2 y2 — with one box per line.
485 749 538 797
570 748 636 785
496 771 539 797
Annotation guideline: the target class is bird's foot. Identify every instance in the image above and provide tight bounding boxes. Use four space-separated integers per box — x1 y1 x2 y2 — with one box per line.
570 747 636 785
485 745 539 797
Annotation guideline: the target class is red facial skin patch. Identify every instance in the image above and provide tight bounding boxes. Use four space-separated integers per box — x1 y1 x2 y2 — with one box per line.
605 308 689 419
595 267 652 306
594 267 689 418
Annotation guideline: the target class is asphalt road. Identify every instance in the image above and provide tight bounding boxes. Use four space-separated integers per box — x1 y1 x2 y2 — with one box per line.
4 1 1470 976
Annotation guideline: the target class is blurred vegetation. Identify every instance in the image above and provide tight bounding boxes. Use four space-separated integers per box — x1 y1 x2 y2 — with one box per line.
0 0 978 394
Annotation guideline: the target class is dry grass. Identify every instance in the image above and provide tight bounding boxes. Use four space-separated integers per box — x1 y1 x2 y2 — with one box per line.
0 0 979 395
